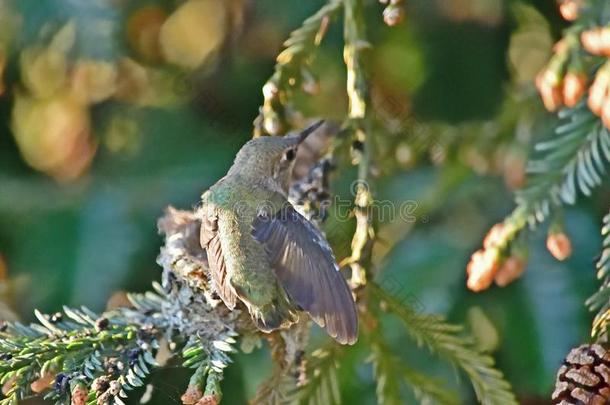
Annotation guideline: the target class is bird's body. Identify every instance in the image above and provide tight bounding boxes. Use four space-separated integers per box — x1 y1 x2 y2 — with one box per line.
201 181 297 330
199 122 358 344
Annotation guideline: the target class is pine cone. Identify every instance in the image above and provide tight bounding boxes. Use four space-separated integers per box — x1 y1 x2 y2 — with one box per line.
552 344 610 404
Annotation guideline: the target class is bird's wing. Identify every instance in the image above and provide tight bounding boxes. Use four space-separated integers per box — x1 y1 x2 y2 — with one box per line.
200 205 237 309
251 203 358 345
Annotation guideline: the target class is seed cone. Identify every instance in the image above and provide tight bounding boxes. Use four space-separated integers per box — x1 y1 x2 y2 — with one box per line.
546 231 572 261
552 344 610 404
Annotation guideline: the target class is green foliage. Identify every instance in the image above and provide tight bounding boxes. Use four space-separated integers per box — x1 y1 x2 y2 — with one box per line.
258 0 342 135
273 0 342 88
0 283 236 405
370 283 518 405
181 331 236 402
295 348 342 405
514 102 608 227
0 292 162 405
587 209 610 339
488 98 610 271
369 331 458 405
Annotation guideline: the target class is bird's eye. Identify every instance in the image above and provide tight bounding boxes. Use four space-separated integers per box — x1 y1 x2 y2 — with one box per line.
285 148 296 161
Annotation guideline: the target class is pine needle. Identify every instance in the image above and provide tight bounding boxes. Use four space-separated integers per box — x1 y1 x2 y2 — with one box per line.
369 330 459 405
370 283 518 405
587 210 610 339
294 347 342 405
511 101 607 228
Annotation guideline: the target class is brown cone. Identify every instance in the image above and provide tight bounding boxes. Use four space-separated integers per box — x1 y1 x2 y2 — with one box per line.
589 69 610 116
563 71 587 108
558 0 581 21
466 248 501 292
546 231 572 261
552 344 610 404
494 256 526 287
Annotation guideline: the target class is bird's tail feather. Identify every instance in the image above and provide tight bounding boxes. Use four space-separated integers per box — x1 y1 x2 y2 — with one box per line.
248 298 298 333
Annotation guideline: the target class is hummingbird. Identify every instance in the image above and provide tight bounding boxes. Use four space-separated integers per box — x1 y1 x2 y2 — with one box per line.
199 121 358 345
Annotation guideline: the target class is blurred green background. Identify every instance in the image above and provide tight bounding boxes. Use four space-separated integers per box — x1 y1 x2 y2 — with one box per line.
0 0 608 403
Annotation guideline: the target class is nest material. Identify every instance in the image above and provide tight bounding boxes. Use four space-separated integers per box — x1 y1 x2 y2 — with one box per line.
156 206 242 340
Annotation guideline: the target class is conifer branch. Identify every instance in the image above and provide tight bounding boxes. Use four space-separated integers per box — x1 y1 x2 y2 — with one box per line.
342 0 375 287
0 290 166 405
587 209 610 340
517 103 604 221
369 283 518 405
293 347 342 405
500 101 609 244
257 0 343 135
274 0 342 82
250 321 310 405
369 330 459 405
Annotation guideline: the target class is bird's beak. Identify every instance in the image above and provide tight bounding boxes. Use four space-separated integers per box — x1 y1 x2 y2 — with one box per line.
298 120 325 144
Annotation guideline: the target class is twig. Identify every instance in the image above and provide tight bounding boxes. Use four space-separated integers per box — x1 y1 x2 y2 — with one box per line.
341 0 375 287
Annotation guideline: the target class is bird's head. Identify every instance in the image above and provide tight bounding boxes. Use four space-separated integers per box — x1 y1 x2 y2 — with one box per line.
229 120 324 194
